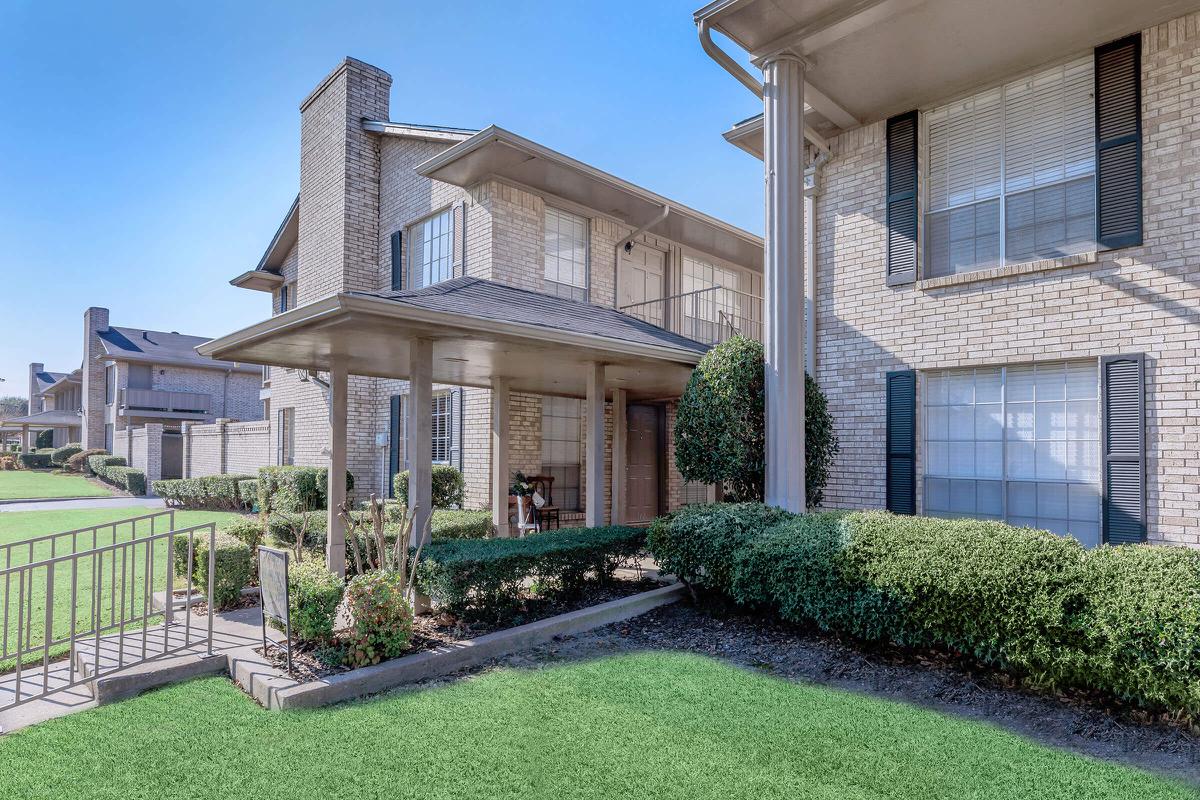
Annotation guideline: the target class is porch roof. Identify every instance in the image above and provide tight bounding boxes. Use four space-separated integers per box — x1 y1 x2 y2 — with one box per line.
699 0 1200 146
0 409 80 429
197 277 705 401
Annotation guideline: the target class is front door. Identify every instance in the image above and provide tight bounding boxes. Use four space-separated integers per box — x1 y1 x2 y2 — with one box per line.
625 404 661 523
619 244 665 325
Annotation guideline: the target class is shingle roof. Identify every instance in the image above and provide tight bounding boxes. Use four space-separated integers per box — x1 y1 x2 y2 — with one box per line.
351 277 708 355
33 371 68 394
0 409 80 428
98 327 253 371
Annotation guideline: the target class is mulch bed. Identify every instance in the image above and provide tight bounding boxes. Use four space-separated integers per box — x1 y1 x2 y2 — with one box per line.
411 594 1200 787
248 576 664 683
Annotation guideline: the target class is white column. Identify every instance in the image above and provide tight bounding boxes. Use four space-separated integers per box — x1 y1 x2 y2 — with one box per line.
326 362 348 577
585 362 606 527
610 387 627 525
20 425 29 454
407 339 433 547
762 54 807 513
491 378 511 538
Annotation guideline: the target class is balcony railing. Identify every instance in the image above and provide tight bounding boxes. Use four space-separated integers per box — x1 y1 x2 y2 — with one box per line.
620 285 763 346
120 388 211 416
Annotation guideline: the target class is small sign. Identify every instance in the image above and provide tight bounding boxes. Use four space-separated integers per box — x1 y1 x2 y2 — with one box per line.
259 546 290 626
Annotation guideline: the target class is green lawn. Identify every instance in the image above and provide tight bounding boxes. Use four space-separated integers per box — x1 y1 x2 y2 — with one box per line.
0 506 246 670
0 653 1192 799
0 471 114 500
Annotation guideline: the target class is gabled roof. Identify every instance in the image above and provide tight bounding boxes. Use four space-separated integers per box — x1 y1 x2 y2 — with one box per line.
43 369 82 395
231 195 298 291
353 277 709 355
32 370 68 394
0 409 80 429
97 327 258 373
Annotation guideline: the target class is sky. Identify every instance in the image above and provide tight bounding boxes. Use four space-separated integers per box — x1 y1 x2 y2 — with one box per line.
0 0 764 394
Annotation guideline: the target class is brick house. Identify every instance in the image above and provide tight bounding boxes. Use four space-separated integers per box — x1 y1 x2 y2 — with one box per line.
694 0 1200 548
209 57 764 571
1 365 82 450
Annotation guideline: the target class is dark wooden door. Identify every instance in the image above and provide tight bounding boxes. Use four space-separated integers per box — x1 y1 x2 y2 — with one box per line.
625 404 661 523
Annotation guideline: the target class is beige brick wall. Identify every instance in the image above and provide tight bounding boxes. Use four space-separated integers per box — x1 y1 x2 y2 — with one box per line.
813 15 1200 547
183 419 271 478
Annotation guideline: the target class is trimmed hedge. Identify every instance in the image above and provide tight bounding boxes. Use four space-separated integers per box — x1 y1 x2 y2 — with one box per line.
649 505 1200 717
88 454 124 473
66 448 107 474
428 509 491 540
221 517 264 551
152 474 256 510
237 479 258 509
50 443 83 466
90 455 146 495
18 453 52 469
287 560 343 643
394 465 466 509
173 531 253 611
414 526 646 618
258 466 354 515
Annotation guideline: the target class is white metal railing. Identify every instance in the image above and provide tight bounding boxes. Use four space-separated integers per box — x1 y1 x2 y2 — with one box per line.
121 388 211 415
620 285 763 346
0 520 215 710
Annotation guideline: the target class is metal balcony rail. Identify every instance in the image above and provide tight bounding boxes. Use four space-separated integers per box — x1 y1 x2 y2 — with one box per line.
1 522 216 710
619 285 763 346
121 388 212 415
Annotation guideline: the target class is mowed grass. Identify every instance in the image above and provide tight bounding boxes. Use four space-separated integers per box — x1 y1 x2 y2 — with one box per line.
0 652 1193 800
0 471 114 500
0 506 245 670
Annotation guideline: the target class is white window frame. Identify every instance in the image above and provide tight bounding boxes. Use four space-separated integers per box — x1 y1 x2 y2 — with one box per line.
407 207 455 290
431 391 452 465
920 54 1097 279
543 206 589 301
540 395 583 512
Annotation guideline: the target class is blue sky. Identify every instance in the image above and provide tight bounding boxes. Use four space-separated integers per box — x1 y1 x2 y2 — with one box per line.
0 0 763 393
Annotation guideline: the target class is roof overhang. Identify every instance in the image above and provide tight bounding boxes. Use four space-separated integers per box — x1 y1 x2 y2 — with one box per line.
230 269 284 292
234 195 299 291
43 373 81 394
416 125 764 270
92 348 260 375
699 0 1200 137
361 120 478 144
198 295 702 401
0 410 80 429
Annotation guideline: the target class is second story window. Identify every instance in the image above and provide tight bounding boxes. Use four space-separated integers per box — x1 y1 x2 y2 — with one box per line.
543 207 588 301
278 282 295 313
924 56 1095 278
408 208 455 289
104 364 116 405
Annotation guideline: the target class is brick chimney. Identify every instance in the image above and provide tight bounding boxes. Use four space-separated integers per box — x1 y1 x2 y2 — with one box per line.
80 306 110 449
297 58 391 304
27 362 43 414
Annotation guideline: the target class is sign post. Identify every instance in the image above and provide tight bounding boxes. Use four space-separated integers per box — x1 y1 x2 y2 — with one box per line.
257 546 292 675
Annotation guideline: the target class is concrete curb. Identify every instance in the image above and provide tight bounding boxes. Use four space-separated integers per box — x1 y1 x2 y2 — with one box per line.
0 495 116 505
91 653 227 705
238 582 687 711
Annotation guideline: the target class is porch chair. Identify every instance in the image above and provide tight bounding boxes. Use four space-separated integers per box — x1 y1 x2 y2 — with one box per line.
528 474 561 530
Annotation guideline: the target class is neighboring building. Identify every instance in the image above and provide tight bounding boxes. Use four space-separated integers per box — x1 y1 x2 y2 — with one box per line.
695 1 1200 548
212 57 763 559
2 364 82 449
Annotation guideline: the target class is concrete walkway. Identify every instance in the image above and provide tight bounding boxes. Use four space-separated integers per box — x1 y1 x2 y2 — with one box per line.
0 496 165 513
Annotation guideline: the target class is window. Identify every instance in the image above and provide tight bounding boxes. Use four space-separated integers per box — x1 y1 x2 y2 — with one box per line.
262 365 271 386
541 396 582 511
543 207 588 300
105 364 116 405
681 481 710 506
277 282 295 314
924 57 1096 278
431 392 452 464
408 208 455 289
128 363 152 391
104 423 113 453
276 408 294 466
680 255 746 342
923 361 1100 545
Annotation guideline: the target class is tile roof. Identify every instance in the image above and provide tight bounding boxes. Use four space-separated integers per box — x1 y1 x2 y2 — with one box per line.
352 277 708 355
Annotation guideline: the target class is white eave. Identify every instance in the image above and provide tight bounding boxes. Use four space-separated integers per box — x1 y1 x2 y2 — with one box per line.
700 0 1200 139
361 120 479 144
415 125 764 271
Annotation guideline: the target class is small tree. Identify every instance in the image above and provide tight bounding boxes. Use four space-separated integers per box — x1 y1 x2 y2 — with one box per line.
674 335 839 506
35 429 53 450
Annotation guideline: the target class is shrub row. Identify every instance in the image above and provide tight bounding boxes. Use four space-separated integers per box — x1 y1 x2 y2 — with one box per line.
648 504 1200 717
258 466 354 514
237 479 258 509
152 474 256 510
67 448 108 474
393 465 465 509
414 526 646 618
18 452 52 469
87 454 124 474
172 531 253 611
83 454 146 495
50 443 82 466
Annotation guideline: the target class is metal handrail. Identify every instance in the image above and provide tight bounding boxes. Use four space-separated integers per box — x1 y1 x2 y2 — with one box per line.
620 285 764 345
1 522 215 711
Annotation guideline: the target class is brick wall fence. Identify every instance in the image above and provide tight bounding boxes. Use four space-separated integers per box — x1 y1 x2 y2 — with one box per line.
182 419 272 478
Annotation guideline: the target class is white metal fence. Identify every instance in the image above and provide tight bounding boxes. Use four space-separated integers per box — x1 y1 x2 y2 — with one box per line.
620 285 763 346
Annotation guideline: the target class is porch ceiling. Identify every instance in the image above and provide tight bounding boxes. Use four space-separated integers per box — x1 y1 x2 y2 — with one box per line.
699 0 1200 135
197 279 704 401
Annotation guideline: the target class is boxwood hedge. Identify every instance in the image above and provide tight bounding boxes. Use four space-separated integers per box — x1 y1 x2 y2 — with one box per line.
648 504 1200 717
152 474 256 510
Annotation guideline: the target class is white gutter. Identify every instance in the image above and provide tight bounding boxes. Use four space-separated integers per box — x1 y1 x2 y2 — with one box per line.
699 19 830 156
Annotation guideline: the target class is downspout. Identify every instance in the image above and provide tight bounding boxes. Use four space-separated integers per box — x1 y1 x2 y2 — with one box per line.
614 203 670 310
805 150 829 377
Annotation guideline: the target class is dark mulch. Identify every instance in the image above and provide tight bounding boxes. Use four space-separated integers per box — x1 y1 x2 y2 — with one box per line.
413 594 1200 788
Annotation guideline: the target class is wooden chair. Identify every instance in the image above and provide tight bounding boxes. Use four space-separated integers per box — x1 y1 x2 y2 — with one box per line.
528 474 560 530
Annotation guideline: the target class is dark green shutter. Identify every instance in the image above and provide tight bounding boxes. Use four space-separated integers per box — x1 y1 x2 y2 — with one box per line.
1095 34 1143 249
390 231 404 291
885 370 917 514
449 388 464 475
885 111 918 286
1102 354 1146 544
388 394 402 497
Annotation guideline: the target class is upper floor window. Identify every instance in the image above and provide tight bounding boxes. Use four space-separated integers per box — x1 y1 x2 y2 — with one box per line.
409 208 455 289
543 207 588 301
924 57 1096 278
104 364 116 405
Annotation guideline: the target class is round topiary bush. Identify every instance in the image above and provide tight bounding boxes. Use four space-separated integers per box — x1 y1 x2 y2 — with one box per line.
342 570 414 666
674 335 839 506
287 560 343 643
393 465 466 509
